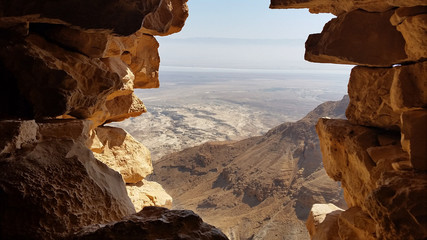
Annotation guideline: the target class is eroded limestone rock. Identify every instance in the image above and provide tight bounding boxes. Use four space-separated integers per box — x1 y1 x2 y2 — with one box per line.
346 62 427 130
90 126 153 184
315 119 411 207
306 203 344 240
127 179 173 212
0 0 162 36
365 171 427 240
338 207 376 240
305 9 409 67
141 0 189 36
0 120 135 240
401 109 427 170
396 14 427 61
270 0 426 15
71 206 228 240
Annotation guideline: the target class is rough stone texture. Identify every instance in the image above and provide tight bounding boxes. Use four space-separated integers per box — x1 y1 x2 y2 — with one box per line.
117 34 161 89
390 6 427 26
270 0 426 15
90 126 153 184
400 109 427 170
0 31 122 121
0 120 135 240
270 0 392 15
71 206 228 240
274 1 426 240
365 171 427 240
0 0 188 124
142 0 189 36
306 204 344 240
0 0 162 36
316 119 380 207
127 179 173 212
396 14 427 62
0 0 190 238
346 61 427 130
305 9 410 67
338 207 376 240
346 66 401 130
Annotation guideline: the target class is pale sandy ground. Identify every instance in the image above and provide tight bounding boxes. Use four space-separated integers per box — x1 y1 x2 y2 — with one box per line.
111 69 348 160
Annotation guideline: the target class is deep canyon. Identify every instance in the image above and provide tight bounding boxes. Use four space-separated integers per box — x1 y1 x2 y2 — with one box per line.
0 0 426 240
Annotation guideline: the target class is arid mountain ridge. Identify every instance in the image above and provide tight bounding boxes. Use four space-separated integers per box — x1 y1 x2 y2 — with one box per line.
150 96 349 239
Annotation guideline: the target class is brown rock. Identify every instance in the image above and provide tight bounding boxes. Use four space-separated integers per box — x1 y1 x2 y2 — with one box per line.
401 109 427 170
305 10 408 67
390 61 427 112
0 32 122 121
70 206 228 240
0 0 162 36
306 203 344 240
142 0 189 36
396 14 427 61
0 120 38 155
270 0 392 15
390 6 427 26
104 93 147 124
387 0 427 8
126 179 173 212
0 120 135 240
104 33 161 89
270 0 427 15
125 34 161 89
338 207 376 240
316 119 380 207
346 66 400 130
90 126 153 184
365 171 427 240
346 62 427 129
30 23 110 58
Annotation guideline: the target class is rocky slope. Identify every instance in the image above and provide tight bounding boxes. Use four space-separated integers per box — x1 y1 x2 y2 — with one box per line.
151 96 349 239
0 0 226 239
272 1 427 239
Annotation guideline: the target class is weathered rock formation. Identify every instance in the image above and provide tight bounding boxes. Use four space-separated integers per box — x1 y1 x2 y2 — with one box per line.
0 0 225 239
151 97 349 239
272 1 427 239
71 207 228 240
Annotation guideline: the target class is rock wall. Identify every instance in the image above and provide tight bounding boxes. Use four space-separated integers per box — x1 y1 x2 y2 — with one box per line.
0 0 224 239
271 1 427 239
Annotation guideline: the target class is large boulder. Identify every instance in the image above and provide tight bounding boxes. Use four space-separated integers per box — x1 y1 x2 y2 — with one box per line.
90 126 153 184
346 61 427 130
71 206 228 240
270 0 426 15
306 203 344 240
127 180 173 212
0 120 135 240
305 9 410 67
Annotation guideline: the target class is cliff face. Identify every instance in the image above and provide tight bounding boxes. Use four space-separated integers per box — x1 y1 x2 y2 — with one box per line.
150 97 349 239
272 1 427 239
0 1 226 239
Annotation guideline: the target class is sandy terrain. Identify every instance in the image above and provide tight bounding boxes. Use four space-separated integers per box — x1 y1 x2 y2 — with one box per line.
112 68 348 160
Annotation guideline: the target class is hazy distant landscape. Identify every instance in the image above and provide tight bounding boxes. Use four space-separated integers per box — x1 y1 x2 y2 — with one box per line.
112 66 350 160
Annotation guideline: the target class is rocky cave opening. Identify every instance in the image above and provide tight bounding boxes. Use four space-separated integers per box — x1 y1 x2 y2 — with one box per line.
0 0 426 239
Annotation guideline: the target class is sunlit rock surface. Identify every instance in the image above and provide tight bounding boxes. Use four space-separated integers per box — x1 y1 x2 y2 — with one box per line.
306 203 343 240
127 180 173 212
89 126 153 184
272 1 427 239
0 0 212 239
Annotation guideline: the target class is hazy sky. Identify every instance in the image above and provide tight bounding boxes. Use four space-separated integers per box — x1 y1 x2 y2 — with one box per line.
157 0 352 71
165 0 334 39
